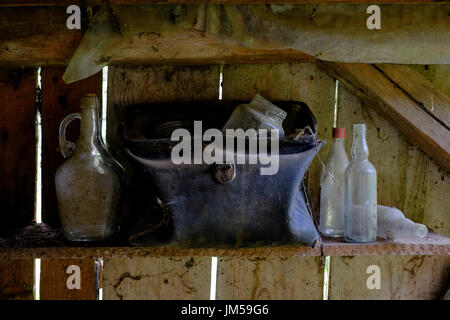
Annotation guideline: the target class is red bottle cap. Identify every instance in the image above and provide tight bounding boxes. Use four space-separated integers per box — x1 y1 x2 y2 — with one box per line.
332 127 346 138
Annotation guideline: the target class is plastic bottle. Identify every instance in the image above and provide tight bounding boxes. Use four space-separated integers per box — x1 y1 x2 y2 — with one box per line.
319 128 349 237
344 124 377 243
377 205 428 240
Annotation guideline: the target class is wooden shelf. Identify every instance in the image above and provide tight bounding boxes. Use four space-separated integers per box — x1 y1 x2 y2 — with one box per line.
0 232 448 260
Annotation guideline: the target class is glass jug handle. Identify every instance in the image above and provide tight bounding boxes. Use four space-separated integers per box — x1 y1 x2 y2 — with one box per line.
59 113 81 159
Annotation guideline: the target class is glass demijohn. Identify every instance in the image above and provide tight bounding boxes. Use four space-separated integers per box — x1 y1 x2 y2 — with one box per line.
55 94 124 241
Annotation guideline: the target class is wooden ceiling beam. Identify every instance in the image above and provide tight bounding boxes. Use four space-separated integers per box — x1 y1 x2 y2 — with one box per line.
0 1 446 7
319 62 450 172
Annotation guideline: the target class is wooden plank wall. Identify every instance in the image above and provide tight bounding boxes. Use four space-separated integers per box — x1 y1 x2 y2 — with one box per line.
0 69 36 300
0 260 34 300
0 69 36 233
216 256 323 300
40 259 97 300
329 255 450 300
103 257 211 300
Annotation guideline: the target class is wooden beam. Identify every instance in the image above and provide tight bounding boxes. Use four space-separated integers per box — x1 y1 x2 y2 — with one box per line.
375 64 450 129
0 1 446 7
3 4 450 67
0 232 449 259
319 62 450 173
0 7 82 67
0 6 312 67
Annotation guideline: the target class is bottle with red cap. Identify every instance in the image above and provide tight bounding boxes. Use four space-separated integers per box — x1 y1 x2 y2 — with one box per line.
319 127 349 237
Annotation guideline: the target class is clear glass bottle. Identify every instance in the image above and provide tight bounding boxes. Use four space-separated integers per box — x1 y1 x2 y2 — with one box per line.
319 128 349 237
55 94 124 241
344 124 377 243
377 205 427 240
222 94 287 137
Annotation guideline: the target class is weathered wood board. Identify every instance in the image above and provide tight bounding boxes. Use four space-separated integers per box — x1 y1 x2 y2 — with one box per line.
329 255 450 300
40 258 97 300
0 7 82 67
0 69 36 233
216 256 324 299
337 85 450 237
103 257 211 300
40 67 102 227
376 64 450 128
0 70 36 300
0 260 34 300
410 65 450 100
0 1 443 7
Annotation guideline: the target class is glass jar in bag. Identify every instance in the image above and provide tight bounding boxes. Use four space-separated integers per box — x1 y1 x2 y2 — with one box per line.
222 94 287 137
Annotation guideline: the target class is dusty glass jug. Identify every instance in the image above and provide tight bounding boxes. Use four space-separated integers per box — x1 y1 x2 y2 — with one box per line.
55 94 124 241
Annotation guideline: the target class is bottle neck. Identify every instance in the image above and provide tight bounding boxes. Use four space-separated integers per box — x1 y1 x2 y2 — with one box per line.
332 138 346 151
78 107 100 148
408 221 428 238
351 125 369 161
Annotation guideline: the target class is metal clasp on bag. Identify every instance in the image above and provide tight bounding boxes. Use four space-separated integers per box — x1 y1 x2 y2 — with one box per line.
212 162 236 184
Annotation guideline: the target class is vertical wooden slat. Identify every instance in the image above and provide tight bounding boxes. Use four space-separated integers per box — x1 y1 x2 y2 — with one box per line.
39 68 102 300
329 255 450 300
0 69 36 233
0 260 34 300
40 259 97 300
216 256 323 300
103 257 211 300
0 70 36 300
40 67 102 227
104 65 220 299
